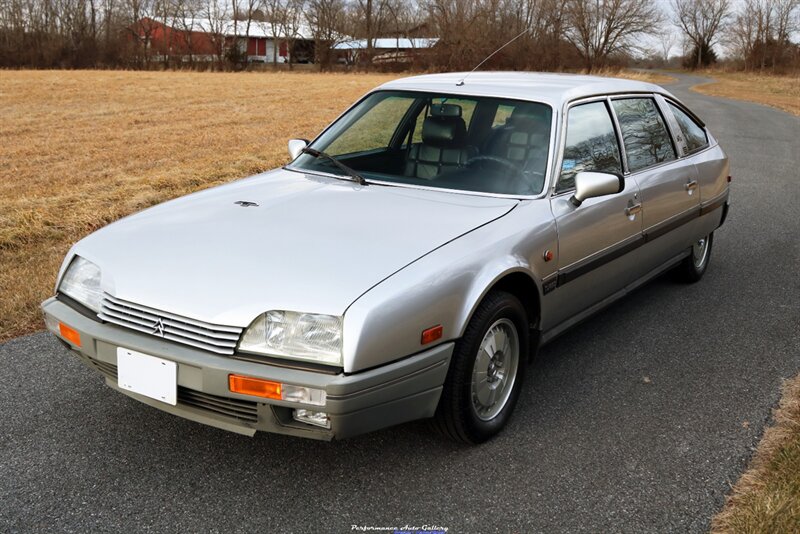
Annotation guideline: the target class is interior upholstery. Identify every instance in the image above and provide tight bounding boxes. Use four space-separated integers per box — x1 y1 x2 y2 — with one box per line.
404 105 474 180
485 104 550 168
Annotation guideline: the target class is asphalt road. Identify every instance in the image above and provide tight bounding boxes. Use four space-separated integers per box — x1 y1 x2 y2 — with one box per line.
1 72 798 534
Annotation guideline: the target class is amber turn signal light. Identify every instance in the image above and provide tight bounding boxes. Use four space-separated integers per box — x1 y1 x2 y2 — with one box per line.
58 322 81 347
421 325 443 345
228 374 282 400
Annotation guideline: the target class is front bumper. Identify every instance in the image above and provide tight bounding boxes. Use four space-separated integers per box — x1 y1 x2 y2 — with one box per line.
41 297 453 440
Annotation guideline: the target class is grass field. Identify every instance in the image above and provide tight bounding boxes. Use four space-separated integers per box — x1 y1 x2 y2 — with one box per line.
692 71 800 116
0 68 670 342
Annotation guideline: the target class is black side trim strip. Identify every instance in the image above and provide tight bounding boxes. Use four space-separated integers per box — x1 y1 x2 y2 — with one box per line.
554 195 727 289
644 207 700 242
557 236 644 286
700 196 727 216
542 277 558 295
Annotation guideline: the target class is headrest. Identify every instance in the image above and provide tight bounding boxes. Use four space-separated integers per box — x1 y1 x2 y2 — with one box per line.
430 103 462 118
422 115 467 147
509 104 550 125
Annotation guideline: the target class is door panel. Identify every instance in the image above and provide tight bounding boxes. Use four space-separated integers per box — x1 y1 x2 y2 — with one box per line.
611 97 700 270
636 159 700 234
549 179 643 325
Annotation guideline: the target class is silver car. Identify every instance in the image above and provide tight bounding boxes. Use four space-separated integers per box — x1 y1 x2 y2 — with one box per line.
41 73 730 443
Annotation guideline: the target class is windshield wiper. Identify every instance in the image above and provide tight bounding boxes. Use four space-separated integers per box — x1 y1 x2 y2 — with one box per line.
301 147 368 186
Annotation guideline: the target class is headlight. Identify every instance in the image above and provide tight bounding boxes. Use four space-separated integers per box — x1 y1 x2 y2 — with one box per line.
58 256 103 312
239 311 342 366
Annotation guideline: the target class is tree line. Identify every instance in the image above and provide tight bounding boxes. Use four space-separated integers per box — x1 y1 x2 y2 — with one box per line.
0 0 797 71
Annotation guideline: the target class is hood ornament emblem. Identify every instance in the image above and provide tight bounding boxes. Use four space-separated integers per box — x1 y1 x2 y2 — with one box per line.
234 200 259 207
153 317 165 337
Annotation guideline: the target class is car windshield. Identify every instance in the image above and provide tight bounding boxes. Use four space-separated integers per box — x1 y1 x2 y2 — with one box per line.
289 90 553 196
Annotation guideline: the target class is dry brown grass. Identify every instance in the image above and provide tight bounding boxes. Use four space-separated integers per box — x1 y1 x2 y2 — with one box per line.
0 70 399 340
692 71 800 116
0 68 681 342
712 374 800 533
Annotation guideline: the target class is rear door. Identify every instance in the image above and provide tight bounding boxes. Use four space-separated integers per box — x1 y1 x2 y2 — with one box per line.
661 97 727 204
548 99 643 327
609 96 699 270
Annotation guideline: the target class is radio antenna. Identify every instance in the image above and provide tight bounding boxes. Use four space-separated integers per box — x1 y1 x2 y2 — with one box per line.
456 27 532 86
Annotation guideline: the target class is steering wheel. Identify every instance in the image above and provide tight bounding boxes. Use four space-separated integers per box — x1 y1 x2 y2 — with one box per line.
466 155 521 173
465 155 538 193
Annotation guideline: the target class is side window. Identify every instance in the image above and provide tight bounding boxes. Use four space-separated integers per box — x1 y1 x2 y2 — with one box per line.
667 102 708 153
557 101 622 192
611 98 676 172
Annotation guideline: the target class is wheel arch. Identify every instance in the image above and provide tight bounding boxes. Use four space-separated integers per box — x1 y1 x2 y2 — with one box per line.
459 268 542 340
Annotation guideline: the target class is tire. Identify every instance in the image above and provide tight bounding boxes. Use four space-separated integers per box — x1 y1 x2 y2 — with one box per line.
675 232 714 283
432 291 529 444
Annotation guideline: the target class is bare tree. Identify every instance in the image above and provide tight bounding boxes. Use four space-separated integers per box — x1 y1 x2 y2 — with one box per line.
127 0 158 67
564 0 663 72
772 0 800 67
671 0 731 69
729 0 799 70
658 30 678 62
306 0 347 69
204 0 227 67
352 0 394 66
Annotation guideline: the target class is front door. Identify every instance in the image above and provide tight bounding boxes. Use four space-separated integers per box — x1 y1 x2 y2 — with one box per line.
547 99 643 328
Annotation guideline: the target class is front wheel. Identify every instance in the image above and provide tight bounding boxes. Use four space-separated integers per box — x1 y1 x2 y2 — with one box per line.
432 291 528 444
675 232 714 283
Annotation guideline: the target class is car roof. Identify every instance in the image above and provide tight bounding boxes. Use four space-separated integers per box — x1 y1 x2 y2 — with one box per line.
377 71 675 108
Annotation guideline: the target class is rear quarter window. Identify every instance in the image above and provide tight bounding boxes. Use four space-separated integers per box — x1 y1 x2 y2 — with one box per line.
668 102 709 154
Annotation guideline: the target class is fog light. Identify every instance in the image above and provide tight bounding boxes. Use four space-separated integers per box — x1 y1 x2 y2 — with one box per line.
293 409 330 429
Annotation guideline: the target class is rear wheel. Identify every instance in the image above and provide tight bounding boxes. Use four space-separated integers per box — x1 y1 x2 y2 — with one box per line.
432 291 528 444
675 232 714 283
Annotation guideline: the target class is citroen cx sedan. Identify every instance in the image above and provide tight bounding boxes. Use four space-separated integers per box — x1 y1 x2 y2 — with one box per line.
41 73 730 443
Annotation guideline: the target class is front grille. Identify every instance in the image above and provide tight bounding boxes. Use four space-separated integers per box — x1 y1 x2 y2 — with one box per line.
98 293 243 355
86 358 259 424
178 387 259 423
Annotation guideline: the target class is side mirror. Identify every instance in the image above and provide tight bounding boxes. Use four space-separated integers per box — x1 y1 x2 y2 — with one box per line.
569 171 624 207
288 138 309 160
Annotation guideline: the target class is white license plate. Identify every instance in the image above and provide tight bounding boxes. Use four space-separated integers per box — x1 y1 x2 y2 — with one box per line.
117 347 177 405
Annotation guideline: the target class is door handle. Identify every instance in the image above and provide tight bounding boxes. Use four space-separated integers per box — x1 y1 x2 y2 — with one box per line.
625 203 642 217
685 180 698 191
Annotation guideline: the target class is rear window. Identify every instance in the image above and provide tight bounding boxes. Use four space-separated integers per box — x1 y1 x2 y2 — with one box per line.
612 98 676 172
668 102 709 154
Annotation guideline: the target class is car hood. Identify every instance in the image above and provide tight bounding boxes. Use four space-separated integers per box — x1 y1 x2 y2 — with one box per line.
72 169 518 326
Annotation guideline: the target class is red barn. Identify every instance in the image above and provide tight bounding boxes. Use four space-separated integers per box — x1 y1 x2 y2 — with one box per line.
133 17 314 64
